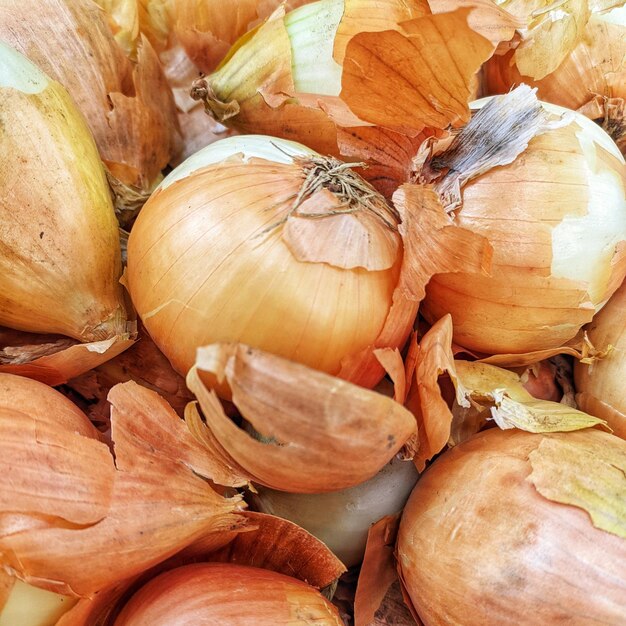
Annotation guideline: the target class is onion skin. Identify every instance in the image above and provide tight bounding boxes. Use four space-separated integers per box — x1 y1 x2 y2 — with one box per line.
397 428 626 626
575 279 626 439
127 137 404 388
422 102 626 355
114 563 343 625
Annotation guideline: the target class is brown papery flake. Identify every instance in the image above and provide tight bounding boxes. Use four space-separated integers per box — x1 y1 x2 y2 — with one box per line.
186 343 417 493
0 382 242 597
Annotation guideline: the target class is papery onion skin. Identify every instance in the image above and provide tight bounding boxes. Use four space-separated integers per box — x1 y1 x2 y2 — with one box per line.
397 428 626 626
0 580 76 626
114 563 343 625
484 11 626 153
127 136 405 389
252 456 418 567
0 42 126 343
422 101 626 355
575 279 626 439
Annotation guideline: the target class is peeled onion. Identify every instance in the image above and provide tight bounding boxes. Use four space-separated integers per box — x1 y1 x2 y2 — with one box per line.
114 563 343 625
422 100 626 355
397 427 626 625
575 278 626 439
127 135 411 390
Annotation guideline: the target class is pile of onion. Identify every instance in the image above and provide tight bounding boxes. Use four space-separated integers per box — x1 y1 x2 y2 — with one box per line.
397 427 626 625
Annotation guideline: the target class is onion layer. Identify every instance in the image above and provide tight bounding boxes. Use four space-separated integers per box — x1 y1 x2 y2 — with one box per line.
397 428 626 625
114 563 343 625
422 100 626 355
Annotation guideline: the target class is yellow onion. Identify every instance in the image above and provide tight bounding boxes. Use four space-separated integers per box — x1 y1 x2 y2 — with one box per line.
0 42 127 344
0 0 179 222
251 456 418 567
575 278 626 439
114 563 343 625
484 6 626 154
397 428 626 625
421 98 626 355
191 0 502 157
127 135 411 390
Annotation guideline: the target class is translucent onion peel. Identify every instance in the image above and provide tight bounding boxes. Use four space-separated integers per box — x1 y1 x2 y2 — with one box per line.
485 10 626 154
192 0 504 161
251 457 419 567
0 580 76 626
406 315 608 471
0 0 179 221
421 92 626 355
113 563 344 625
397 428 626 625
575 278 626 439
0 381 242 597
185 343 417 492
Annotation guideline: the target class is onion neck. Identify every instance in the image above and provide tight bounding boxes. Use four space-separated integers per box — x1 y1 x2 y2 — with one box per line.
190 78 240 124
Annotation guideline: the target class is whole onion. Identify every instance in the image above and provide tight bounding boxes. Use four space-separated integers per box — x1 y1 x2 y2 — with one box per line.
114 563 343 625
127 135 413 392
422 100 626 355
397 428 626 625
575 278 626 439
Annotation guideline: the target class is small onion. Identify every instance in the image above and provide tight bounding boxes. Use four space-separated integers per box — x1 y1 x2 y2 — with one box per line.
127 135 411 391
114 563 343 625
251 456 418 567
397 428 626 625
575 278 626 439
422 100 626 355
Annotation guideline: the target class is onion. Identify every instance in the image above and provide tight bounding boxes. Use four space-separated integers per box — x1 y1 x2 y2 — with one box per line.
127 135 409 390
251 456 418 567
484 7 626 154
575 278 626 439
0 0 179 222
421 99 626 355
397 428 626 625
0 42 127 344
114 563 343 625
0 580 76 626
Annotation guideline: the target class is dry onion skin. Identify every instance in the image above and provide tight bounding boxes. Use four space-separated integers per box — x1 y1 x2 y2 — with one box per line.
421 97 626 355
484 6 626 154
190 0 508 158
0 42 133 380
0 378 242 598
185 343 417 492
114 563 344 625
575 278 626 439
0 0 179 222
397 428 626 625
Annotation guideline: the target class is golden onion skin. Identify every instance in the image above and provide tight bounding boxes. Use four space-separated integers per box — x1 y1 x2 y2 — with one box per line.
575 279 626 439
422 105 626 355
114 563 343 625
127 140 402 390
397 428 626 626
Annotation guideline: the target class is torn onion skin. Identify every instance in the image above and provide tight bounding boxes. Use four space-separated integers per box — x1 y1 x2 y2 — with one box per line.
397 428 626 626
575 279 626 439
422 99 626 355
113 563 344 625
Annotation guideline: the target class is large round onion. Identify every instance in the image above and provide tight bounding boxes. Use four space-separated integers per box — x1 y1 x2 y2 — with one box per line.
575 279 626 439
127 135 410 391
397 428 626 625
114 563 343 625
422 101 626 355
